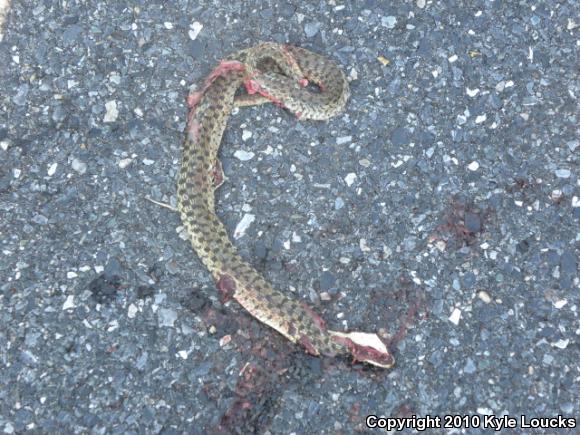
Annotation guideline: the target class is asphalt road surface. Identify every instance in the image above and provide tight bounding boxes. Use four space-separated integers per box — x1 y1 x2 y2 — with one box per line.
1 1 577 433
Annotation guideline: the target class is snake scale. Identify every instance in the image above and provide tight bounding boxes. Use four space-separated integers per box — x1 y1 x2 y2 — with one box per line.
178 43 393 368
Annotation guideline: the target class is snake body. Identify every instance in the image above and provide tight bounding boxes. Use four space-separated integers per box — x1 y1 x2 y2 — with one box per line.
178 43 393 368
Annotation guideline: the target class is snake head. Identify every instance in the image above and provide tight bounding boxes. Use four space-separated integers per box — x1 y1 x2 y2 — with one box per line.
330 331 395 369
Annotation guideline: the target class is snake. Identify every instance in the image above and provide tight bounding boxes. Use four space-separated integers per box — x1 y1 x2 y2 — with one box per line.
177 42 394 368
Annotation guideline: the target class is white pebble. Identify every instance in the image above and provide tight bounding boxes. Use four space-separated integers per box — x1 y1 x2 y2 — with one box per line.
475 114 487 124
381 16 397 29
67 271 78 279
119 158 133 168
189 21 203 40
336 136 352 145
47 163 58 176
349 68 358 81
127 304 138 318
359 238 370 252
103 100 119 123
448 54 458 63
466 87 480 97
71 158 87 174
233 150 255 161
477 407 494 416
163 22 173 30
477 291 492 304
552 299 567 309
448 308 462 325
234 213 255 239
142 158 154 166
62 295 75 310
242 130 252 141
467 161 480 171
344 172 357 186
551 339 569 349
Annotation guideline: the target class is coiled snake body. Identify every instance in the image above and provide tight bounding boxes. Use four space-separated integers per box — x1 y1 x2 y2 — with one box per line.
178 43 393 368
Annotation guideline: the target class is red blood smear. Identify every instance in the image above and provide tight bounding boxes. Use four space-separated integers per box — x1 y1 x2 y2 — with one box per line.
216 274 237 303
299 335 318 356
300 302 327 331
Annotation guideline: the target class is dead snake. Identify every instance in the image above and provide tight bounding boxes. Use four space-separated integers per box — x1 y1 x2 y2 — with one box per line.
177 43 393 368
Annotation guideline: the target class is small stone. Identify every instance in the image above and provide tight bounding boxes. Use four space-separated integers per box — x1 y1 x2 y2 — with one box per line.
359 238 370 252
241 130 252 141
448 54 458 63
219 335 232 347
417 0 426 8
12 84 29 106
377 56 390 66
189 21 203 40
466 87 479 97
448 308 462 325
62 295 75 310
344 173 357 186
551 339 569 349
71 158 87 174
103 100 119 123
464 358 476 374
234 213 255 239
142 158 154 166
52 106 66 123
551 189 563 201
335 197 345 210
552 299 567 309
554 169 571 178
304 21 321 37
336 136 352 145
233 150 255 161
108 72 121 85
467 161 480 171
47 162 58 176
119 158 132 168
158 308 178 327
477 291 492 304
475 114 487 124
127 304 138 318
381 16 397 29
349 68 358 81
163 22 173 29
